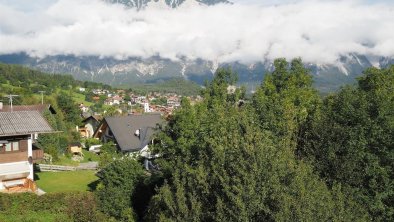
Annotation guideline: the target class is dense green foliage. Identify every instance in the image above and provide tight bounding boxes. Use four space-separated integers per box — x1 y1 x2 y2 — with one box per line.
124 77 202 96
302 66 394 220
0 192 109 222
145 64 366 221
0 62 109 96
89 62 392 221
0 63 76 93
1 61 392 221
96 158 145 221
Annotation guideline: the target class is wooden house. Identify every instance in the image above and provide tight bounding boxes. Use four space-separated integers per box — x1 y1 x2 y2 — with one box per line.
0 111 53 193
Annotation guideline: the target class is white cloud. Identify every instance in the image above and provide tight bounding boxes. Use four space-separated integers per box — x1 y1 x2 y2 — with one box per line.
0 0 393 65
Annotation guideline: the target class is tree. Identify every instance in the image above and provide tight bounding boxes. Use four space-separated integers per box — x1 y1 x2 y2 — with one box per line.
252 58 322 159
145 68 364 221
98 142 120 168
57 91 81 125
96 158 144 221
303 66 394 220
36 110 69 160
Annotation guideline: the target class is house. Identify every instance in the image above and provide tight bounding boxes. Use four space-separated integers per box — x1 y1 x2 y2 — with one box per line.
0 111 54 193
0 103 57 141
104 98 114 106
144 102 151 113
112 95 123 105
93 114 163 157
167 96 181 107
79 115 101 138
79 103 89 113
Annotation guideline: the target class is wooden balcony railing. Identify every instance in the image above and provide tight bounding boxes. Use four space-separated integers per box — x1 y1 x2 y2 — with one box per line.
0 149 43 164
32 149 44 162
0 151 28 164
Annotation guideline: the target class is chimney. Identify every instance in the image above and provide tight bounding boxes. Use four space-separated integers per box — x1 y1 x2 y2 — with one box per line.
135 129 141 138
0 102 2 110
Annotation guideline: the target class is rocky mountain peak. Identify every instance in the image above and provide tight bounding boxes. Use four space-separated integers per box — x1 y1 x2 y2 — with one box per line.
105 0 230 9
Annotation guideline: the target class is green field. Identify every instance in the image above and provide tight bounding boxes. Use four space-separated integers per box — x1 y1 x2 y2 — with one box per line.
72 92 94 106
35 170 98 193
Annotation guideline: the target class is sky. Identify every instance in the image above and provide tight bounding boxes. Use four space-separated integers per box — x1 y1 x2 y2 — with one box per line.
0 0 394 64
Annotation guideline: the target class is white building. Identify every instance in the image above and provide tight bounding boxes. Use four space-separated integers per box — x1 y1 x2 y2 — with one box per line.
144 102 151 113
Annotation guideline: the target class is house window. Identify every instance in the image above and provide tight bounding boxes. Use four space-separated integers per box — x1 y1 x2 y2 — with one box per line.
1 141 20 152
5 143 11 152
108 129 113 137
12 141 19 151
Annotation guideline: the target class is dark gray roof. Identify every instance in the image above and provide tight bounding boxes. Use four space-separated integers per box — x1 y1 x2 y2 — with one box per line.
0 104 56 114
0 111 53 136
105 114 163 152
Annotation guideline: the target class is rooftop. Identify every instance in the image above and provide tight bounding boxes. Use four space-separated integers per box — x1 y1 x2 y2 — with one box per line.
102 114 163 152
0 111 54 136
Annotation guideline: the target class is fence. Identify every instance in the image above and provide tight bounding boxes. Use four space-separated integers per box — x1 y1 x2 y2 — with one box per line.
37 163 98 172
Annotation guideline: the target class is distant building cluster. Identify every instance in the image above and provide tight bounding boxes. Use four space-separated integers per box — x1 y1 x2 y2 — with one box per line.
78 87 202 118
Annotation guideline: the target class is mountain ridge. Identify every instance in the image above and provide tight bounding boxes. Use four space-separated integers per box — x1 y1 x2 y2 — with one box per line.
105 0 230 9
1 53 392 93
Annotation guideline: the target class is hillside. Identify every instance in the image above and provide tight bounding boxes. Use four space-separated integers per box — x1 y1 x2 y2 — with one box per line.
122 77 202 96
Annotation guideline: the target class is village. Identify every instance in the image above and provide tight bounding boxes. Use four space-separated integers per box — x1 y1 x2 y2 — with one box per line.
0 85 203 195
79 87 202 117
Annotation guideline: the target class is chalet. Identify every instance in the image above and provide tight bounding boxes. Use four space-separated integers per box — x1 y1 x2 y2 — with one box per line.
93 114 163 157
79 115 101 138
0 111 53 193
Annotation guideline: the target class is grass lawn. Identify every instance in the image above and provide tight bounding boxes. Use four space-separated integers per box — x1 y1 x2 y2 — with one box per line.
50 150 99 166
52 154 79 166
81 149 100 162
35 170 98 193
72 92 94 106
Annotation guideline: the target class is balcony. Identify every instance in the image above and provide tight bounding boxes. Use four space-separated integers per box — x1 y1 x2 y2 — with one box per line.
32 148 44 162
0 149 44 164
0 151 28 164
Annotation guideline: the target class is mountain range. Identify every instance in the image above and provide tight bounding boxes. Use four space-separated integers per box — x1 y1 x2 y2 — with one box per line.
1 53 392 93
105 0 230 9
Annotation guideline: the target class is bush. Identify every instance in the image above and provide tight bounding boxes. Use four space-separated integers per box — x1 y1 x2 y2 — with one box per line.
84 138 101 150
96 158 144 221
0 191 111 222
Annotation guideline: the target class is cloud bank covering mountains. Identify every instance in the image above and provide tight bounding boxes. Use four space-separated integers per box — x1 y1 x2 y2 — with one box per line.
1 0 394 64
0 0 393 91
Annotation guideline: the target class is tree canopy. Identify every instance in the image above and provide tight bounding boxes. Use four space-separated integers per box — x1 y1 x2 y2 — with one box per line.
145 62 367 221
